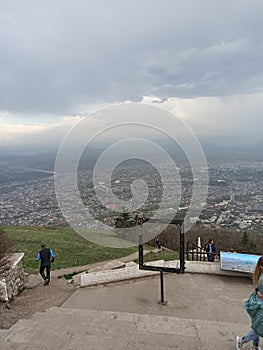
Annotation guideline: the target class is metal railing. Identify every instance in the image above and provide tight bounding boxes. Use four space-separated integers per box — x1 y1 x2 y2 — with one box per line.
185 240 219 261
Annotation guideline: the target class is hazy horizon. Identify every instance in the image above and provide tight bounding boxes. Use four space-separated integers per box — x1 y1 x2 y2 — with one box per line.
1 1 263 156
0 135 262 163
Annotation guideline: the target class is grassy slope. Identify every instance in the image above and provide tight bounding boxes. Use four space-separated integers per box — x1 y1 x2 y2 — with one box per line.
134 250 179 264
2 226 137 273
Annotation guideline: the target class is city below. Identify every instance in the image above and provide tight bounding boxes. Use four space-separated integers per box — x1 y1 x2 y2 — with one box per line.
0 154 262 235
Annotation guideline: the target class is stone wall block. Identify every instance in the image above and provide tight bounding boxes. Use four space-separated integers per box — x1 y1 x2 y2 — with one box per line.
0 253 25 302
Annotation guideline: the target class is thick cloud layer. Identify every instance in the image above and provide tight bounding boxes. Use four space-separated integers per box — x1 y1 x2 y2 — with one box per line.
1 0 263 115
0 0 262 151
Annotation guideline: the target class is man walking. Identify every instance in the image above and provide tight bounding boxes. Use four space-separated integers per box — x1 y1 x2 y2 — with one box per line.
36 243 55 285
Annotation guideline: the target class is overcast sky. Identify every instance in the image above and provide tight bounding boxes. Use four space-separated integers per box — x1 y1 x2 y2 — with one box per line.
0 0 263 151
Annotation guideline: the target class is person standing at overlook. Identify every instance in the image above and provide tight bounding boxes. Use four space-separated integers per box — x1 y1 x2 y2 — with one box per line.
35 243 55 285
205 239 216 262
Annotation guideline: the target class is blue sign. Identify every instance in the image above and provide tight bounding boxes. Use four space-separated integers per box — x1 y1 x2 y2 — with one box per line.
220 252 261 273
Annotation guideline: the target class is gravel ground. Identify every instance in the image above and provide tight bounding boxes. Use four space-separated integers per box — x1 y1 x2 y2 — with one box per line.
0 273 77 329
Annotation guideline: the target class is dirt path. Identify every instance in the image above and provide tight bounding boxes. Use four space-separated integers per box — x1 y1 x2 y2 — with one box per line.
0 250 149 329
0 272 76 329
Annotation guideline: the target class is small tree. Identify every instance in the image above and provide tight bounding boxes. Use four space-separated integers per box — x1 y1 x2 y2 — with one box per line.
115 212 131 228
0 229 11 277
240 231 256 252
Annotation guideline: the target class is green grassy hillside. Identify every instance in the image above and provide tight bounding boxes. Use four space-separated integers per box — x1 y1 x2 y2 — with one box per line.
1 226 137 273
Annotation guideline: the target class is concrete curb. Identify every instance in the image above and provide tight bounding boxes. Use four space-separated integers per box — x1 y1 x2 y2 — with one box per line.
80 260 251 287
80 262 159 287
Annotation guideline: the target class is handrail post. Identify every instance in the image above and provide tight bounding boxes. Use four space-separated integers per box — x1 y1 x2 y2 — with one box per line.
186 240 189 260
158 271 167 305
179 221 185 273
138 234 144 268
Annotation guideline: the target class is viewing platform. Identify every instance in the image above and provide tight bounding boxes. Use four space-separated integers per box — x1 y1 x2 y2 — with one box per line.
0 258 254 350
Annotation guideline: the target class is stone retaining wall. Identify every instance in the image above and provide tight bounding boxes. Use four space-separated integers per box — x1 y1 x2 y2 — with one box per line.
0 253 25 302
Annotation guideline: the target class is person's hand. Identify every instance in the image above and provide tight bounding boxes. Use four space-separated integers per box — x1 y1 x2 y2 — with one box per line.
51 257 54 263
257 290 263 301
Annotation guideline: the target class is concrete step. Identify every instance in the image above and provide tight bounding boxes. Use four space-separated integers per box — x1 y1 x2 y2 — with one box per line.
1 306 249 350
0 330 8 343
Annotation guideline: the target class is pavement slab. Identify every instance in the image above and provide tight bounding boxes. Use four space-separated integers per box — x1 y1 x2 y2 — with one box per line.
0 272 255 350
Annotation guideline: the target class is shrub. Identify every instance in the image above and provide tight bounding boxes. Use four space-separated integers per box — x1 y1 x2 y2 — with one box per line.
0 228 11 277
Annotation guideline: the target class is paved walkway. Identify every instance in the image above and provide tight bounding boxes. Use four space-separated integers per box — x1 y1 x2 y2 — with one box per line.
52 250 148 277
0 258 255 350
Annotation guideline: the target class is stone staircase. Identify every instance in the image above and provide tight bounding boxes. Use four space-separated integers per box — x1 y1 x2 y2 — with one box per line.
0 306 249 350
0 266 254 350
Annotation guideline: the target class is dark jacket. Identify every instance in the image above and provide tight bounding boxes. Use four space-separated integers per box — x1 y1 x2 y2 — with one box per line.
205 243 216 254
36 248 55 267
